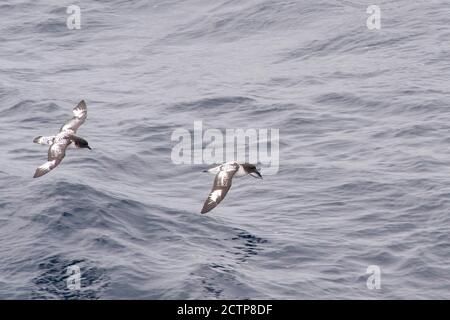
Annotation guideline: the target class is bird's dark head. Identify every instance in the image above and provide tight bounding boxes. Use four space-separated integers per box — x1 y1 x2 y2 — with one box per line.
243 163 262 179
76 138 92 150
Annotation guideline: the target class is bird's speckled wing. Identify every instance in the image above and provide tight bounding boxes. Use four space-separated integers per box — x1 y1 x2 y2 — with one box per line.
201 162 239 214
60 100 87 133
33 137 70 178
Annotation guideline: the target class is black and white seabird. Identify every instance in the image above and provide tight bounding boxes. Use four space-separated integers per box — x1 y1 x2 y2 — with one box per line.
33 100 91 178
201 161 262 214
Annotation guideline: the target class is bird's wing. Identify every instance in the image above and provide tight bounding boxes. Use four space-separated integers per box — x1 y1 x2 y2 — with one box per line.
33 138 70 178
60 100 87 133
33 135 55 145
201 162 239 214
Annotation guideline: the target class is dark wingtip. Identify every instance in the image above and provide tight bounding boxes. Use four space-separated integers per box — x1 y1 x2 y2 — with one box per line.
33 168 48 179
201 206 211 214
76 100 87 110
33 136 41 143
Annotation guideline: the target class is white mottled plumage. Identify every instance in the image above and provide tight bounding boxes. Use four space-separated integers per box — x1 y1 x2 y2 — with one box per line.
34 136 55 145
213 189 222 199
201 161 262 214
33 100 91 178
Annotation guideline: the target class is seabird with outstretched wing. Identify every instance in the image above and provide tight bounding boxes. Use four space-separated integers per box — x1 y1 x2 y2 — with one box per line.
33 100 91 178
201 161 262 214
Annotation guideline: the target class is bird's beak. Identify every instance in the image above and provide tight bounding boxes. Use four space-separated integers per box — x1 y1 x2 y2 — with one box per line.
250 170 263 179
87 146 92 150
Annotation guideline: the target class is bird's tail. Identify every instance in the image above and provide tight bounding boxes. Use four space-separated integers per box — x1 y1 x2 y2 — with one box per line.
33 136 55 145
203 165 221 174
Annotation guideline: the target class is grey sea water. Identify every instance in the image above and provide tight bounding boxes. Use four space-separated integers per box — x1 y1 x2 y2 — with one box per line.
1 0 449 299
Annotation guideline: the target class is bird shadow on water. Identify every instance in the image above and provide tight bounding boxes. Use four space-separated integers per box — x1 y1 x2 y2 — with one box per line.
193 227 269 299
227 228 269 263
31 254 108 300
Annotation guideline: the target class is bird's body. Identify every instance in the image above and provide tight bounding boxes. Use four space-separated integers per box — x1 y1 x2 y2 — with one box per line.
205 162 248 177
33 100 91 178
201 161 262 214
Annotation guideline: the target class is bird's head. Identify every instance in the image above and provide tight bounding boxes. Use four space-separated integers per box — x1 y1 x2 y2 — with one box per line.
77 138 92 150
243 164 262 179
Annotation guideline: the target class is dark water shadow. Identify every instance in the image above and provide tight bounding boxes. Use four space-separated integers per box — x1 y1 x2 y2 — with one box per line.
228 228 269 263
31 254 108 300
192 228 269 298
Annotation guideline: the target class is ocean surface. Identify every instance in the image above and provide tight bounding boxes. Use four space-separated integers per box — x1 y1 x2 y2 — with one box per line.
1 0 449 299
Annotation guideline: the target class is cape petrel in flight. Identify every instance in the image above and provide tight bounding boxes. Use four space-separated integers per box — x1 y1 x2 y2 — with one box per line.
201 161 262 214
33 100 91 178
